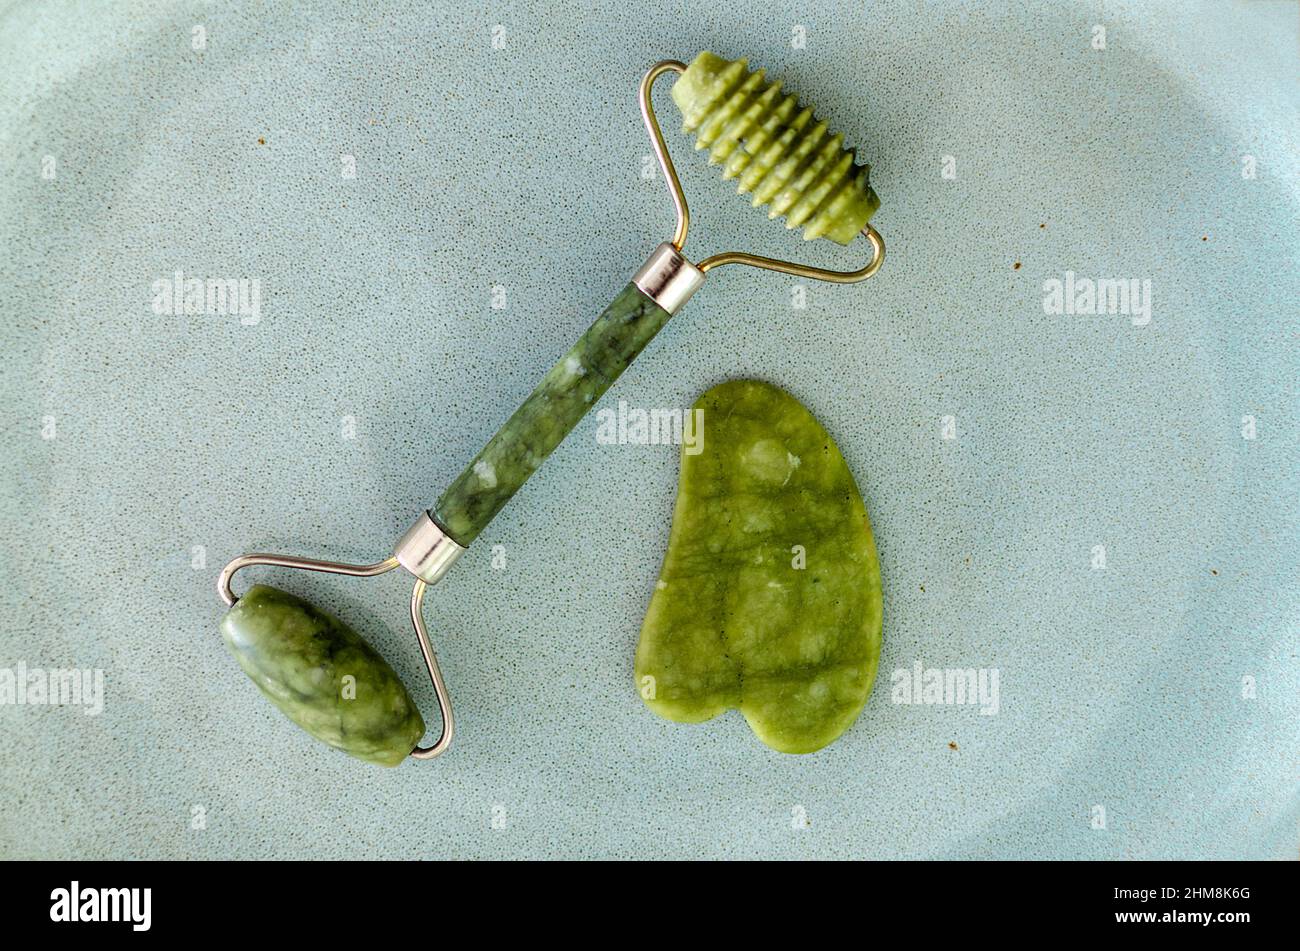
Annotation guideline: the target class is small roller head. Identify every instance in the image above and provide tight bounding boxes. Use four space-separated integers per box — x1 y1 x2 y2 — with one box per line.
670 51 880 245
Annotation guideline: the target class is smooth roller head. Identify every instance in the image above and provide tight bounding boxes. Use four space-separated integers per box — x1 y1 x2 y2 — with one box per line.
220 584 425 766
671 51 880 245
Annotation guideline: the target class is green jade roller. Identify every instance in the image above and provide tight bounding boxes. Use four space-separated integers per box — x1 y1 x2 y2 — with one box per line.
217 52 886 765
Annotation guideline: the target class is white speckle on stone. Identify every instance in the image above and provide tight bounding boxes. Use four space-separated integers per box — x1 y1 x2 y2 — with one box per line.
473 459 497 489
562 355 586 379
656 579 668 590
782 452 801 486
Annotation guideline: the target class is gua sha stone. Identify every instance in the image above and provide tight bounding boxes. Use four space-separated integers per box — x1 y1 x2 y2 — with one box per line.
635 380 882 753
220 585 425 766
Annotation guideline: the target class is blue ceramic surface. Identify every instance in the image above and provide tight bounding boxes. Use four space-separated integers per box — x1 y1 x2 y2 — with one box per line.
0 0 1296 858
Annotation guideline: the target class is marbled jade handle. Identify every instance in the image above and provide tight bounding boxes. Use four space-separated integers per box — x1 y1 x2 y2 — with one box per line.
433 282 672 546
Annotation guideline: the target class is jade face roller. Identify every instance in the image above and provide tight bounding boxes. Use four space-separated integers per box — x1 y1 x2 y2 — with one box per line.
216 52 886 765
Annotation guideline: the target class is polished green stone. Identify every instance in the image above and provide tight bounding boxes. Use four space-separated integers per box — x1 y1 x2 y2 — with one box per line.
634 380 882 754
220 584 425 766
671 51 880 244
435 282 672 545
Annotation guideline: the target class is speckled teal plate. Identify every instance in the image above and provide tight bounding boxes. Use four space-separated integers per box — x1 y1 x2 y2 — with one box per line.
0 0 1296 859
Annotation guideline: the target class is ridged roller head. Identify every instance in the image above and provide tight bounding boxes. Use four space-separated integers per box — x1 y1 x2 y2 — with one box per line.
670 51 880 245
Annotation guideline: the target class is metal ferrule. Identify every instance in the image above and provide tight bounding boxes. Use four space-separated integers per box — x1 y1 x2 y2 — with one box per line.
632 242 706 315
394 511 465 585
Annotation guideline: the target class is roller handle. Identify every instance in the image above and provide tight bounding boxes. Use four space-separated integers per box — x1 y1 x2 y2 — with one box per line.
432 282 674 546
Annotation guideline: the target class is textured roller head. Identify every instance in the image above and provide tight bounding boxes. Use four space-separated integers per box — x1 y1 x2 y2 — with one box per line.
670 51 880 245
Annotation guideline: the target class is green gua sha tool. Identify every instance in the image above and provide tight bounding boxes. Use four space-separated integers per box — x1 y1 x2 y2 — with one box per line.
635 380 883 754
216 52 886 765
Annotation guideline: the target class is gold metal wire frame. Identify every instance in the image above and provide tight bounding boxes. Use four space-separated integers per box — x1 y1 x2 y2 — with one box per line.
638 60 885 282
